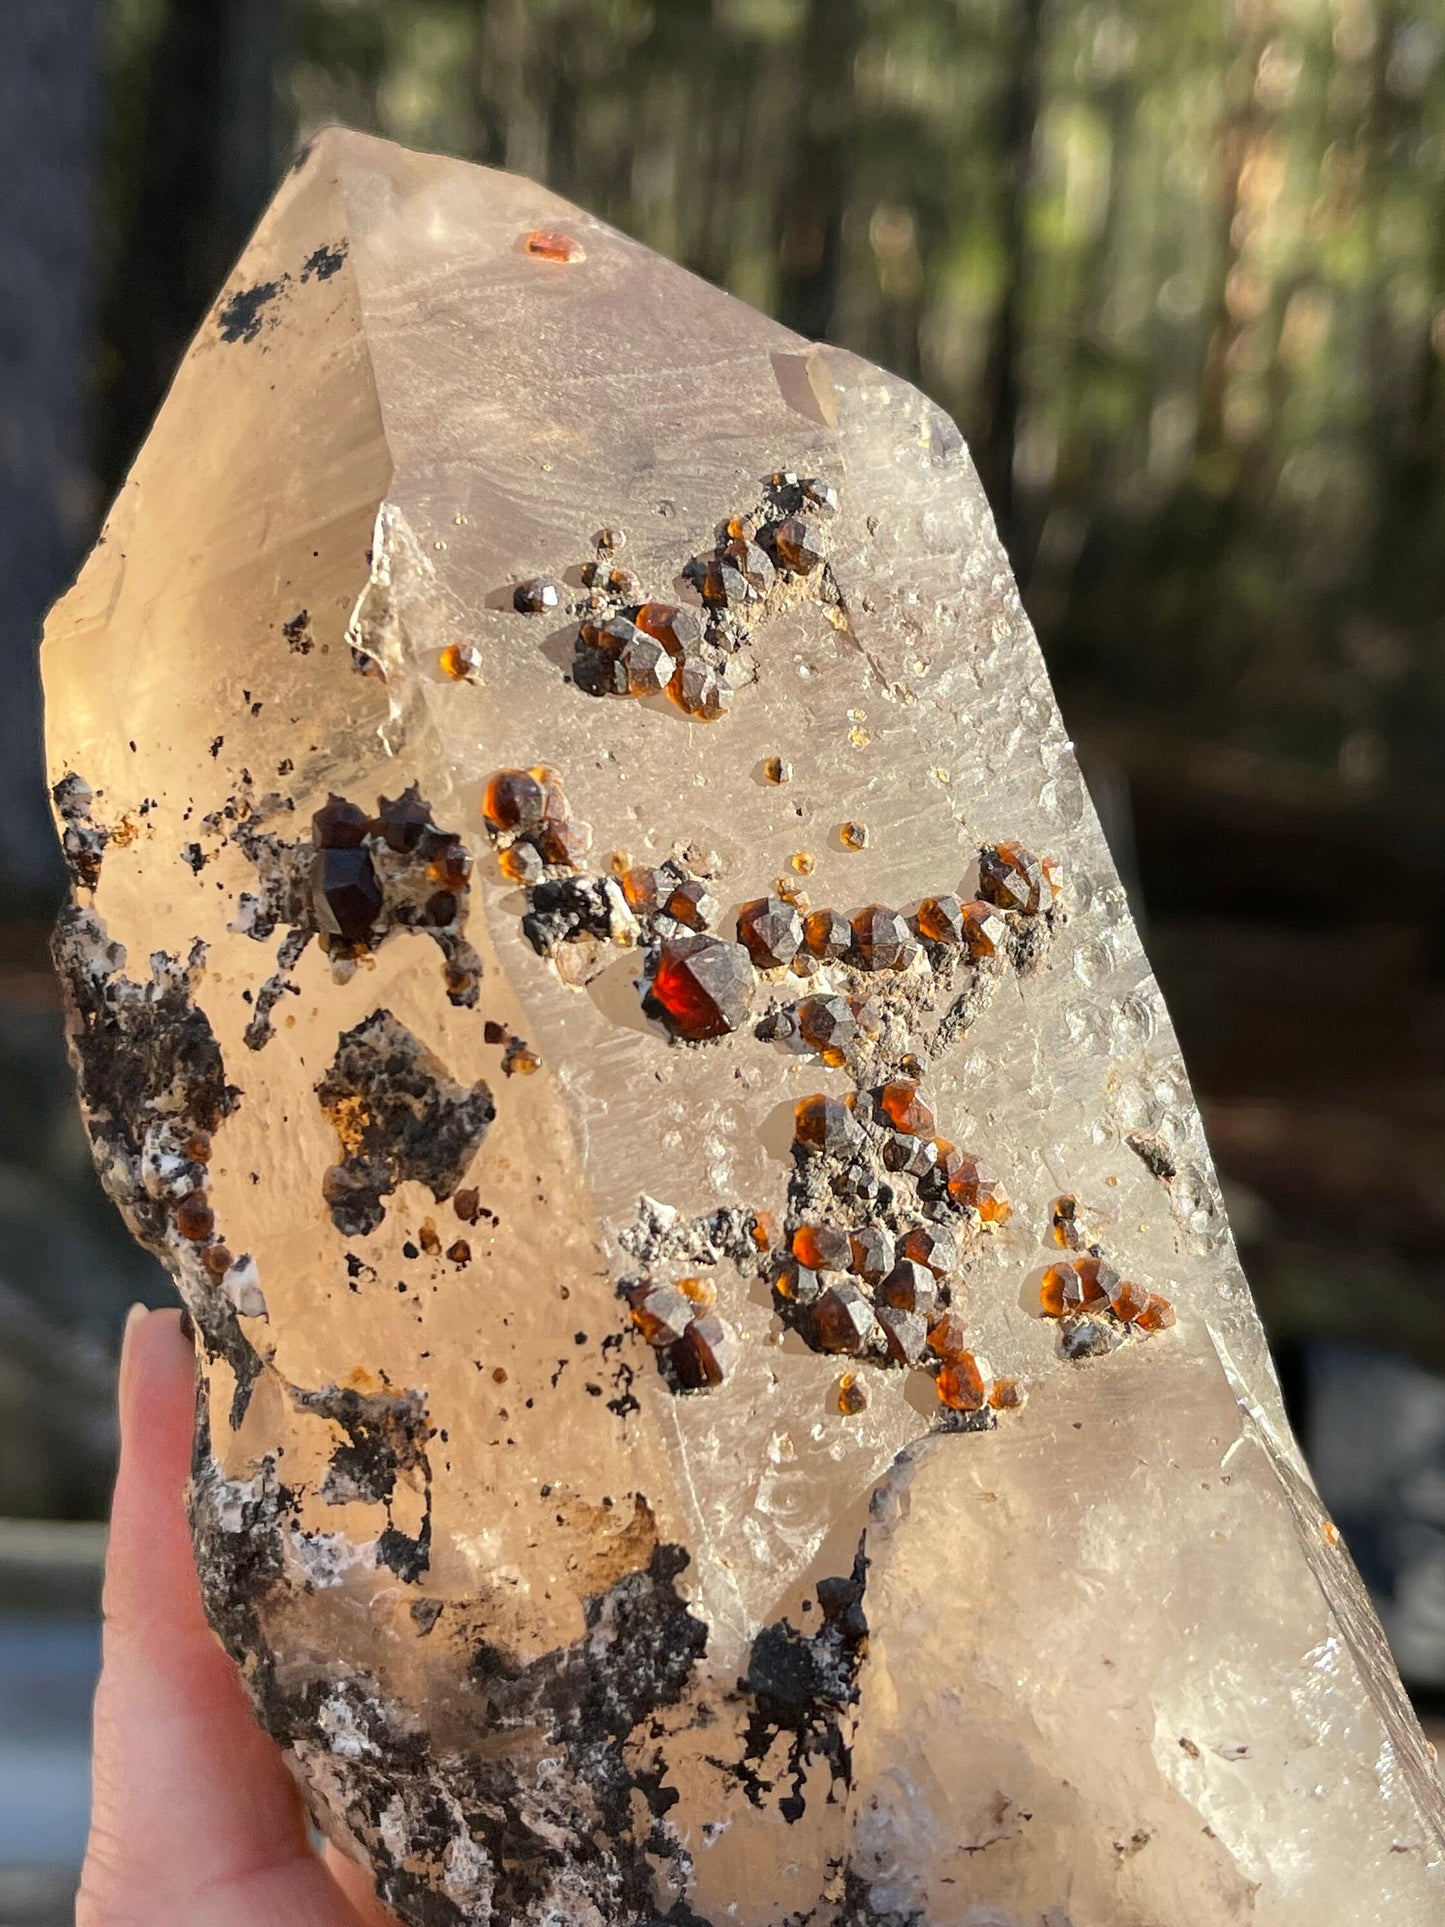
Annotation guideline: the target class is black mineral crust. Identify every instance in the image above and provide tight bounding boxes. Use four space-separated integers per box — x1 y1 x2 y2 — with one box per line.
316 1009 494 1236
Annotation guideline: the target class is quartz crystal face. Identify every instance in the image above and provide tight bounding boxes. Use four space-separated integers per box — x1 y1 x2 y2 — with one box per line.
43 131 1444 1925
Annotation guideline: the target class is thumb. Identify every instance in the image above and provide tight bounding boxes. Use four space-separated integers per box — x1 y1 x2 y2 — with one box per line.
79 1305 382 1927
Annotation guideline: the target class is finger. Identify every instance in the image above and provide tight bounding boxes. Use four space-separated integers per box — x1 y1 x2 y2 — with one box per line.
80 1306 363 1926
324 1844 405 1926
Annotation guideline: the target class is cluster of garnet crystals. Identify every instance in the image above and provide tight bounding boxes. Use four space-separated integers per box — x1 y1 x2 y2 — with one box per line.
1039 1255 1175 1335
481 765 591 884
311 789 472 954
625 1275 737 1393
778 1083 1017 1412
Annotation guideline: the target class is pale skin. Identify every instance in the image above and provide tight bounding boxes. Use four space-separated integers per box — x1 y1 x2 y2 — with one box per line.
78 1307 401 1927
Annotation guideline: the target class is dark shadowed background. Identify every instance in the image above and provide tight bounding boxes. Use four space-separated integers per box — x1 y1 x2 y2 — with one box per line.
2 0 1444 1913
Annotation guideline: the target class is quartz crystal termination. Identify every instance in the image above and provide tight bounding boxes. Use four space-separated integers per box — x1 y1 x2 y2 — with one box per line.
43 130 1443 1926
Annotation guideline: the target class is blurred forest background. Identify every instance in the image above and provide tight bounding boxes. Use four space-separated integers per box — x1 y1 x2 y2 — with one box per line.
3 0 1445 1691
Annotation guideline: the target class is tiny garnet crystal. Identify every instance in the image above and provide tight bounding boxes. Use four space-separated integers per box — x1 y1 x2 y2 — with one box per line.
1110 1278 1152 1322
927 1311 973 1362
914 894 966 945
878 1260 938 1316
803 907 851 961
1135 1293 1177 1333
850 904 915 970
635 602 702 657
978 840 1047 915
796 994 857 1064
312 795 369 848
669 1312 736 1389
793 1094 860 1155
628 1284 692 1348
771 515 825 574
523 228 586 263
736 896 803 970
618 630 673 698
650 936 754 1040
899 1222 957 1276
936 1353 987 1412
960 898 1009 958
849 1224 894 1284
482 767 551 833
792 1223 853 1271
174 1193 215 1243
836 1372 868 1416
943 1150 1012 1224
312 846 382 944
877 1306 928 1365
810 1281 877 1355
879 1080 935 1137
439 641 481 682
513 576 561 613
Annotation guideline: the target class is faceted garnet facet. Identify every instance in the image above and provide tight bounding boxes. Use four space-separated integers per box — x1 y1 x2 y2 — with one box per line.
649 936 754 1039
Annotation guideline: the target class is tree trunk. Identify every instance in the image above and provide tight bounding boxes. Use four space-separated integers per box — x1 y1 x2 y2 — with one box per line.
0 0 103 900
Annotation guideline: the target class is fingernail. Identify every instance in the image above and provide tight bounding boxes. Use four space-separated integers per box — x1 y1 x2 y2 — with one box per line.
118 1301 150 1406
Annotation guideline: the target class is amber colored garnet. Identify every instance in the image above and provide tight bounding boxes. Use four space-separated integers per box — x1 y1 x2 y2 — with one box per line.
796 995 857 1064
454 1188 480 1224
792 1223 853 1271
663 877 718 931
989 1376 1026 1411
1135 1293 1176 1333
1074 1254 1118 1307
311 795 369 849
427 839 473 891
810 1282 877 1355
1051 1194 1081 1249
482 768 548 833
878 1260 937 1316
793 1094 859 1155
681 661 729 721
836 1372 868 1416
737 896 804 970
616 630 672 698
498 841 544 885
840 821 868 851
914 895 965 944
936 1354 987 1412
1109 1278 1151 1322
202 1243 233 1282
439 642 481 681
620 866 663 913
650 936 754 1039
537 817 592 870
927 1311 973 1362
849 1224 894 1284
669 1312 735 1389
513 576 561 613
879 1079 935 1137
175 1193 215 1243
629 1284 692 1348
945 1152 1012 1224
763 755 792 785
803 907 851 961
978 840 1045 915
850 904 914 970
634 602 701 658
771 515 825 574
678 1275 718 1310
1039 1263 1075 1317
877 1306 928 1365
958 899 1008 959
446 1240 471 1264
899 1222 957 1276
523 228 586 263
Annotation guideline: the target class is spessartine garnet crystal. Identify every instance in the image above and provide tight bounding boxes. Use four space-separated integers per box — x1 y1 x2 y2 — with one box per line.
42 131 1443 1927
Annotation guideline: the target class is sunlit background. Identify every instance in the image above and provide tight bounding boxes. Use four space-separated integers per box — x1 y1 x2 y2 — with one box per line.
3 0 1445 1917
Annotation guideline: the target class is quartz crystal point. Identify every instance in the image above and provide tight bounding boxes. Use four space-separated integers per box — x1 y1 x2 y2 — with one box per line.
43 131 1443 1925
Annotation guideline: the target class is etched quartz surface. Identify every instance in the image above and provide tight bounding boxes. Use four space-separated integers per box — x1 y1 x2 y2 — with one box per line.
44 131 1444 1925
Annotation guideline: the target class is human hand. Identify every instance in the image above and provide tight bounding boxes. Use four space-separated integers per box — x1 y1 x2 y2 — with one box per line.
78 1306 400 1927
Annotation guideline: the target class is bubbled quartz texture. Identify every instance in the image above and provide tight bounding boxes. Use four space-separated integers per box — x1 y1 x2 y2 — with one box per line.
44 131 1444 1926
